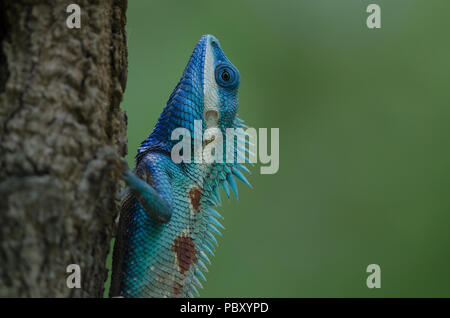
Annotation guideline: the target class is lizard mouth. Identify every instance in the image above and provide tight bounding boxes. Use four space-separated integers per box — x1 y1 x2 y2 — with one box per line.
205 110 219 127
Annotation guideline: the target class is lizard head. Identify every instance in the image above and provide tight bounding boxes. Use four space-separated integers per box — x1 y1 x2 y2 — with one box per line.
138 34 242 158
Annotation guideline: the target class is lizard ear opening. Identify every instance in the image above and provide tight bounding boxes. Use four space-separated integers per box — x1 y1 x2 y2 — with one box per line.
205 110 218 128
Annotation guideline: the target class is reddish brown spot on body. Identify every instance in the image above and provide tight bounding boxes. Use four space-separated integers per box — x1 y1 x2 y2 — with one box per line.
172 235 198 274
189 187 202 212
173 281 184 295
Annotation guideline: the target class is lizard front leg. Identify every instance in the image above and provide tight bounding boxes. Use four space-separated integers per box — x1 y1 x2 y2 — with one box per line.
122 164 172 223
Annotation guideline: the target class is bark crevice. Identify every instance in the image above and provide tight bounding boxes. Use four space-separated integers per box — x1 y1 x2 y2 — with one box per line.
0 1 10 94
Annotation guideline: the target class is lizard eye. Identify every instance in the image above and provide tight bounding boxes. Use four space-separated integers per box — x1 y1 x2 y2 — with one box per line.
215 63 239 88
221 70 230 82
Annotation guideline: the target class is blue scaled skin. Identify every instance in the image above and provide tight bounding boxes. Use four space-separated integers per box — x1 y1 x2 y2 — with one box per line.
110 35 251 298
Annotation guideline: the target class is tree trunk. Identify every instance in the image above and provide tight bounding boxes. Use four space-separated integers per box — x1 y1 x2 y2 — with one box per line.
0 0 128 297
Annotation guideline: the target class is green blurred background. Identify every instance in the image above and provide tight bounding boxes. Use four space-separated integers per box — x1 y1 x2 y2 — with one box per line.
105 0 450 297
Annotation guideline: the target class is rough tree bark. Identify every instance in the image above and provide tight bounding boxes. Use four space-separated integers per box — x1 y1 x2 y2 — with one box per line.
0 0 128 297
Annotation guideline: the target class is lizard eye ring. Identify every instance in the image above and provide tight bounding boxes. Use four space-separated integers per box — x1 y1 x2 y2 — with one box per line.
215 63 239 88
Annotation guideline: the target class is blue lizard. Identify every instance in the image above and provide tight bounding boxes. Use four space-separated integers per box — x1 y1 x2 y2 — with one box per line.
110 34 251 298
